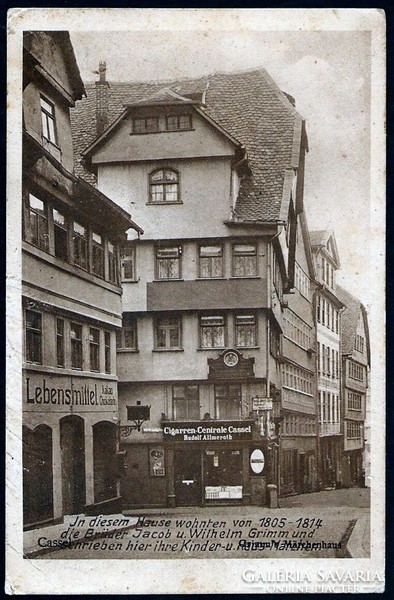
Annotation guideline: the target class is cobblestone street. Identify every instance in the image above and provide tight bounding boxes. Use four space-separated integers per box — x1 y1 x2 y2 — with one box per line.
35 488 370 560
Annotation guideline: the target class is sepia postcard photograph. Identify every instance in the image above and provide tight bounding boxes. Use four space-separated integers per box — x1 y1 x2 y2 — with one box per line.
6 7 385 594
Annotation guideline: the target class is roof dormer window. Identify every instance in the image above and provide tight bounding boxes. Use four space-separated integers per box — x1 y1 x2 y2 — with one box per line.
132 117 159 134
166 113 192 131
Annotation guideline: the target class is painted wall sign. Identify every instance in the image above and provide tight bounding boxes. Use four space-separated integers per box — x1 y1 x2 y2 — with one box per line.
162 420 254 442
250 448 265 474
23 372 117 413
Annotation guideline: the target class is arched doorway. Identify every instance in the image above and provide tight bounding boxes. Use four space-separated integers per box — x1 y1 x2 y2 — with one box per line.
23 424 53 527
93 421 117 503
60 415 86 515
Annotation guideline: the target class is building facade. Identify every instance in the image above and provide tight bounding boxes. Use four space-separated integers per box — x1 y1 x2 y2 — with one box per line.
310 230 344 489
22 32 142 528
280 213 319 496
71 67 316 507
336 286 370 487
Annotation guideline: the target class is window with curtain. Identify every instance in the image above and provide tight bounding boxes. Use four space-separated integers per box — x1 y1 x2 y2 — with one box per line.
156 246 181 279
70 322 83 369
235 315 256 347
232 243 257 277
200 315 225 348
199 244 223 278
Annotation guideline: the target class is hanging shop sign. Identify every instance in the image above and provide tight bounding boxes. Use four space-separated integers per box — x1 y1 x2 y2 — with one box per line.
162 420 254 442
252 397 273 411
250 448 265 474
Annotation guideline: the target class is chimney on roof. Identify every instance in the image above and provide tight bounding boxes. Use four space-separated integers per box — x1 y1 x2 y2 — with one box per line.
95 61 110 136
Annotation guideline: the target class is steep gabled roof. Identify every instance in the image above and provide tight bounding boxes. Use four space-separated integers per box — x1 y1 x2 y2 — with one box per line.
310 227 340 267
70 68 305 222
336 284 370 365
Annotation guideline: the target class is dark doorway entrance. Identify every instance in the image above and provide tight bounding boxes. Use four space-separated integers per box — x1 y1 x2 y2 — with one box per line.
60 415 86 514
23 424 53 527
174 447 202 506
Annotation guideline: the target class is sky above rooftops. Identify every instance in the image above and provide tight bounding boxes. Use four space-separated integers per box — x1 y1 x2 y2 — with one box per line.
70 28 372 305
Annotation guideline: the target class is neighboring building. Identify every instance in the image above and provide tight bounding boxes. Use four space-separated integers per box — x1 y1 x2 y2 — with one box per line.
310 229 344 489
280 212 319 496
71 66 311 507
22 32 142 528
336 285 370 487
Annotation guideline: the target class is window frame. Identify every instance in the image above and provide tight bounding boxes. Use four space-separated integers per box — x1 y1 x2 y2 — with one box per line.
56 317 65 368
214 384 242 420
199 314 226 349
198 243 224 279
70 322 83 370
235 313 257 348
104 331 111 373
154 315 182 350
72 221 88 271
89 327 100 372
165 113 193 132
26 193 49 252
155 244 182 280
40 95 57 145
91 231 105 279
121 245 137 282
232 242 258 278
107 241 118 285
148 168 180 205
132 116 159 134
172 384 200 420
25 309 43 364
116 314 138 351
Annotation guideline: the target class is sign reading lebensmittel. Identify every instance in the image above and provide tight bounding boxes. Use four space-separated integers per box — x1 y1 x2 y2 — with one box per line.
162 420 254 442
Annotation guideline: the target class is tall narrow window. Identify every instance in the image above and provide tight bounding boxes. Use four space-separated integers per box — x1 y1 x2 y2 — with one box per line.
215 384 241 419
27 194 48 251
25 310 42 364
156 246 181 279
149 169 179 203
104 332 111 373
232 243 257 277
53 209 68 261
40 96 57 144
108 241 117 284
56 318 65 367
331 349 335 379
89 328 100 372
121 246 136 281
73 222 88 270
235 315 256 347
317 342 321 375
116 315 138 350
92 232 104 278
70 323 83 369
154 316 181 349
316 295 321 323
172 385 199 420
200 315 225 348
199 244 223 278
